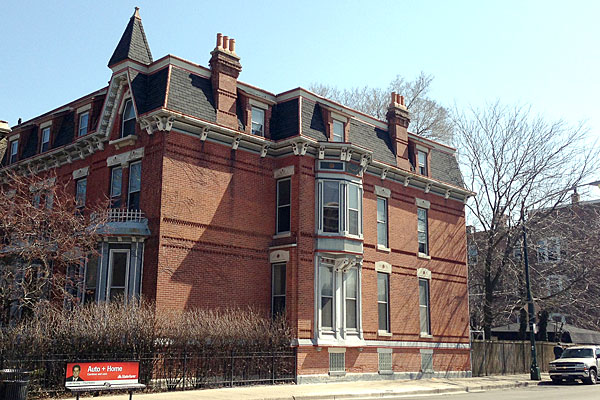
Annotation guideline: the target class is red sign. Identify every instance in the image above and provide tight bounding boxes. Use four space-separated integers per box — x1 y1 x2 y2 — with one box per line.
65 362 139 388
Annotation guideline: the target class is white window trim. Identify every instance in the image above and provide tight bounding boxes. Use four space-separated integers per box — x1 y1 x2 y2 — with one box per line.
106 249 130 301
40 126 51 152
377 197 388 249
121 98 136 138
40 120 53 129
418 276 432 337
72 167 89 180
332 120 344 142
317 179 363 238
377 271 391 335
78 111 90 136
251 106 266 136
76 104 92 114
316 256 363 342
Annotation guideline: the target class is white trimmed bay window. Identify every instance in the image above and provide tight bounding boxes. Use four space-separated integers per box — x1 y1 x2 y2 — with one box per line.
317 256 362 342
317 180 363 237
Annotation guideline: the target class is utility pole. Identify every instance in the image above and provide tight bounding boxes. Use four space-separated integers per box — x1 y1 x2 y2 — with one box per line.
521 208 541 380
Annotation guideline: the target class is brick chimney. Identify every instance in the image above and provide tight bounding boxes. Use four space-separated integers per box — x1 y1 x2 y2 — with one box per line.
209 33 242 130
386 92 411 170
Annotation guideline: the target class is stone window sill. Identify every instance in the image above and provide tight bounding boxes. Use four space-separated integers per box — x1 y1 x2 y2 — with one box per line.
273 232 291 239
418 252 431 260
378 370 393 375
378 330 392 337
420 333 433 339
377 244 391 253
109 134 137 149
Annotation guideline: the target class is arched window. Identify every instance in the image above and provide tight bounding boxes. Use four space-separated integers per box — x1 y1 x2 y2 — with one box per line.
121 99 136 138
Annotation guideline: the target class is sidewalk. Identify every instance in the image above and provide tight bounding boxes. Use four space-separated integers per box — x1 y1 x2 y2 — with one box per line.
106 374 548 400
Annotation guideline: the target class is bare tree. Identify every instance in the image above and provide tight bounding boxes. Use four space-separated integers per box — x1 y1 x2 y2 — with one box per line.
309 72 454 144
0 168 108 325
458 102 599 337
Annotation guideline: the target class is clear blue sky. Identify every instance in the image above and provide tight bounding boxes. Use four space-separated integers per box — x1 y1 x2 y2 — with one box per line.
1 1 598 144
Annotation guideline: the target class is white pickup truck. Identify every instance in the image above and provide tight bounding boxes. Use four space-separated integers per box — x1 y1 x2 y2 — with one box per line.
549 346 600 384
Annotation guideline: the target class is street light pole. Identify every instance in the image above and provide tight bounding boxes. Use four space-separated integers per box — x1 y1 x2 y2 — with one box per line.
521 207 541 380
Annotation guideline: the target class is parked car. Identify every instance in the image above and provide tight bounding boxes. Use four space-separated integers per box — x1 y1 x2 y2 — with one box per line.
549 346 600 384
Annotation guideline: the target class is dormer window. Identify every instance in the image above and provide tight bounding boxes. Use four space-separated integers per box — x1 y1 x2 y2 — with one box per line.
121 99 136 138
9 139 18 164
79 112 89 136
251 106 265 136
40 127 50 153
332 120 344 142
417 150 428 175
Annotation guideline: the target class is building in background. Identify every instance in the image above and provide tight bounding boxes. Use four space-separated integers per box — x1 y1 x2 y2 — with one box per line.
0 8 473 382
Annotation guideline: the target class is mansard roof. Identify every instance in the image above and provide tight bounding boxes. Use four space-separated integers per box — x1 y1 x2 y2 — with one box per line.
108 8 153 68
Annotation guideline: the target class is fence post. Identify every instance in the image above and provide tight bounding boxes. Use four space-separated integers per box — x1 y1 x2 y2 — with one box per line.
230 350 234 387
271 350 275 384
183 351 187 391
294 347 298 384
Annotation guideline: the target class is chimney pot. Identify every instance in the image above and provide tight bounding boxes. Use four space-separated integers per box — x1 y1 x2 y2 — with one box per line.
400 95 405 106
391 92 396 105
216 33 223 48
229 38 235 52
223 36 229 51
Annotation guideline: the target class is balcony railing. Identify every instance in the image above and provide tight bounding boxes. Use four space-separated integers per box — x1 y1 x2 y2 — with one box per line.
106 208 146 222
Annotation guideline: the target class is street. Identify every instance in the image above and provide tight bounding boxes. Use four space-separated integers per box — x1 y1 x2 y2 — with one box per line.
399 382 600 399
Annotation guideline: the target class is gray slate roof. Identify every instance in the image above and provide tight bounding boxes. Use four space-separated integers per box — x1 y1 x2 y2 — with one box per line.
430 148 464 187
108 12 153 67
166 67 216 122
130 68 168 115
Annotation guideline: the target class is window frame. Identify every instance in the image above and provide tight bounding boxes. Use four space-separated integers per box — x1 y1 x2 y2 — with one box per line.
40 127 51 153
121 98 136 138
319 262 335 332
83 255 99 304
417 207 429 255
377 272 390 333
418 278 432 336
332 120 344 142
9 139 18 164
110 166 123 208
344 267 359 331
417 150 428 175
271 263 286 319
251 106 265 136
318 179 363 238
276 178 291 234
106 249 130 301
127 161 142 210
377 197 388 248
75 177 87 209
78 111 89 137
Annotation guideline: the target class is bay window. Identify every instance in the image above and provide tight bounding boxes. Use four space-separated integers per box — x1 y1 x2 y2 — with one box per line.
318 180 363 237
317 256 362 340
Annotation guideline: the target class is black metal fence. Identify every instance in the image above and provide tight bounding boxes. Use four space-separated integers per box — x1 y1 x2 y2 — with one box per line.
0 349 297 397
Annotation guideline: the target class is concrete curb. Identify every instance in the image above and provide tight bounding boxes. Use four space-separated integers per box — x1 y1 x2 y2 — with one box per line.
278 380 541 400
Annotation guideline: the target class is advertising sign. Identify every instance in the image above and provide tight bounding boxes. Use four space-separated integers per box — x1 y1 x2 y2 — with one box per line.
65 362 139 388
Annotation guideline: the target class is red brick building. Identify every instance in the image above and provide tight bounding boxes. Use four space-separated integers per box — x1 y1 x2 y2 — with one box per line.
1 9 473 382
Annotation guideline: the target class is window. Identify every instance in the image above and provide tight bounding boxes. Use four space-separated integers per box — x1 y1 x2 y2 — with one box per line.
537 238 560 263
377 198 388 247
329 350 346 375
318 257 362 339
9 139 18 164
75 178 87 208
378 272 390 332
110 167 122 208
121 99 136 138
128 162 141 210
78 112 89 136
417 208 429 255
420 349 434 372
251 107 265 136
83 255 98 304
322 181 340 233
419 278 431 335
332 120 344 142
319 180 363 236
276 179 291 234
417 150 428 175
320 263 334 330
468 244 478 264
345 268 358 330
107 249 129 301
40 127 50 153
378 349 393 374
272 263 286 318
348 184 360 235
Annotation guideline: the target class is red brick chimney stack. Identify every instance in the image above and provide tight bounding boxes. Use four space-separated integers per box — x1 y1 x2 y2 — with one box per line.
386 92 411 170
209 32 242 130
